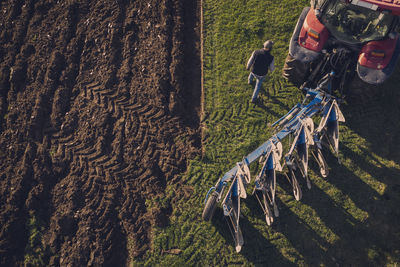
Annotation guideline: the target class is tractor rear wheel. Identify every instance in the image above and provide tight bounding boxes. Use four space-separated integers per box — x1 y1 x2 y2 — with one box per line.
202 191 218 221
282 53 308 87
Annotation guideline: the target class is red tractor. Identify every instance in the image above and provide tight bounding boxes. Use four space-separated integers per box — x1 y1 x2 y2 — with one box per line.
283 0 400 96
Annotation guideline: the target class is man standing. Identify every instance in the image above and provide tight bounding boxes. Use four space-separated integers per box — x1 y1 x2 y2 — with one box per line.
246 40 275 103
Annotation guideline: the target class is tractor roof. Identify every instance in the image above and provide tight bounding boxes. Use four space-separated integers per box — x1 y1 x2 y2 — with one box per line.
362 0 400 15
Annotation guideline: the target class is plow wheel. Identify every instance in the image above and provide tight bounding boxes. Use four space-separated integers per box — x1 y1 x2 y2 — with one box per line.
202 191 218 221
282 53 308 87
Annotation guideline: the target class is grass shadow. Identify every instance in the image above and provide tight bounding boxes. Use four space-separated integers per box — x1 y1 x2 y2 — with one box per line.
292 144 400 265
342 65 400 166
211 206 296 266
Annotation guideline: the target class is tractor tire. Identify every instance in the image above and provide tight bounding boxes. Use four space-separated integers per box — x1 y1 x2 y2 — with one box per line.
202 191 218 221
282 53 308 87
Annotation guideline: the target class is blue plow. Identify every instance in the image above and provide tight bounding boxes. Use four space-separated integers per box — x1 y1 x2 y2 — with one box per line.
201 72 345 252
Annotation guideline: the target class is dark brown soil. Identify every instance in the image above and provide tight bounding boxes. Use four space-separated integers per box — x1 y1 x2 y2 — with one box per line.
0 0 201 266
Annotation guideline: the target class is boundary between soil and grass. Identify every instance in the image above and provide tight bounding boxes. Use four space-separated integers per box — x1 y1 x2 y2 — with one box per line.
200 0 206 156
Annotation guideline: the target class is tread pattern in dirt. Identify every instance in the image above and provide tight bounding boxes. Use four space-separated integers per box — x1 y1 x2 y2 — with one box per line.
0 0 200 266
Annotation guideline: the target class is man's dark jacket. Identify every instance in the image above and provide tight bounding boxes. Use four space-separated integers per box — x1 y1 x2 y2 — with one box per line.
248 49 274 76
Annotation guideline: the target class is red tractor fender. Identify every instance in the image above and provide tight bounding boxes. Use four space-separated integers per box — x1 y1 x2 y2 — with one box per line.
358 36 399 69
298 8 329 52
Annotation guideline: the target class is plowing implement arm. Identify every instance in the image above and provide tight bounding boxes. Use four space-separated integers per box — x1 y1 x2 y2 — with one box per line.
207 88 326 191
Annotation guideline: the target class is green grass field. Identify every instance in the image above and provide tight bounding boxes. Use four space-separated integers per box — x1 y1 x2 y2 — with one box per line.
134 0 400 266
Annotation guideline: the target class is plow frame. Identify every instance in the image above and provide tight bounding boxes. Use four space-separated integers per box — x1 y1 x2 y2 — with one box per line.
202 72 346 252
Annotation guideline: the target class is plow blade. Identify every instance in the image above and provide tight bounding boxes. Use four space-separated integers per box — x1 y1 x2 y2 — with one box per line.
223 192 244 252
222 179 244 252
254 142 282 224
286 163 302 201
254 154 276 225
266 163 280 218
317 100 345 158
327 119 339 155
222 162 251 252
296 126 311 189
313 146 329 178
312 134 329 178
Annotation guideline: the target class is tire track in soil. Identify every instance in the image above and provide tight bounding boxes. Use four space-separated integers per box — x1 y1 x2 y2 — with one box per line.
0 0 201 266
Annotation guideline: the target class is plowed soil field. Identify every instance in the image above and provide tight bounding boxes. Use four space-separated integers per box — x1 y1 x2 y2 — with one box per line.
0 0 200 266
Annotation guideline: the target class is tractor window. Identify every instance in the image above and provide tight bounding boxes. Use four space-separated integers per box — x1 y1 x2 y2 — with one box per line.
321 1 394 44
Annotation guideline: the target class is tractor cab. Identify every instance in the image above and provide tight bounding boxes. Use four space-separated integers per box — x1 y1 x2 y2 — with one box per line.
283 0 400 89
319 0 395 44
